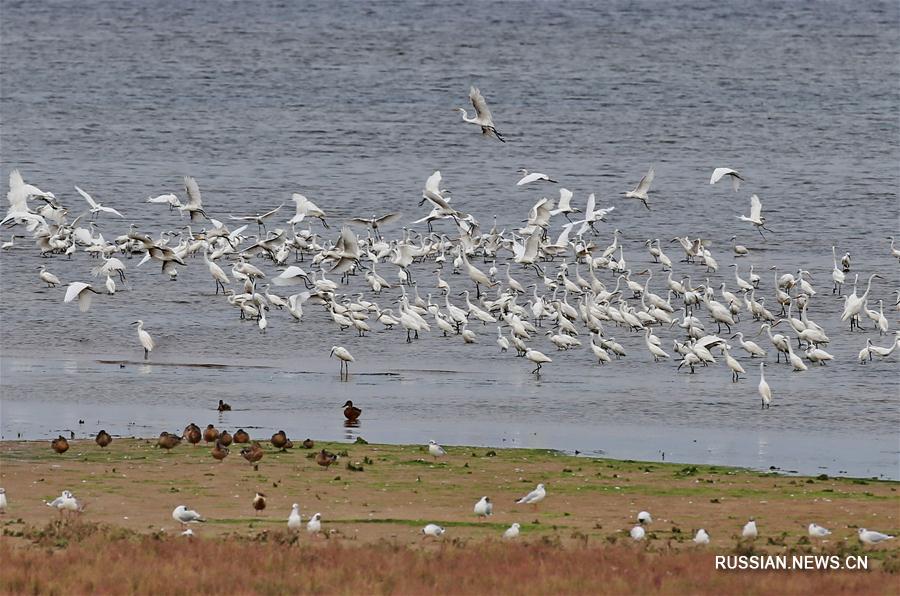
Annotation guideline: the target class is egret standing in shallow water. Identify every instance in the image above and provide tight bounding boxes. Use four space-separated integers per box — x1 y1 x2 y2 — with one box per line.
330 346 354 378
132 320 155 360
758 362 771 409
525 348 552 374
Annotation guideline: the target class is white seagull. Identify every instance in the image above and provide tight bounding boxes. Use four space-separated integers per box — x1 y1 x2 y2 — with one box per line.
742 519 758 539
454 86 505 142
630 525 646 541
474 496 493 517
288 503 302 531
307 512 322 535
428 440 446 459
172 505 204 528
422 523 445 538
637 511 652 524
503 522 521 539
808 523 831 538
0 488 6 513
694 529 710 544
515 483 546 507
858 528 894 545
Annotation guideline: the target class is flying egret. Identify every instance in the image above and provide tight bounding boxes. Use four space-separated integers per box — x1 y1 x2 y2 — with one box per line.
516 169 557 186
454 86 505 142
709 167 744 191
75 186 124 219
179 176 207 221
288 193 329 228
738 194 772 239
624 167 654 210
64 282 100 312
757 363 771 409
329 346 354 378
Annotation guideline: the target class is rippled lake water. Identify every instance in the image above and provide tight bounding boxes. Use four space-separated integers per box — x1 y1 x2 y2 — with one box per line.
1 0 898 478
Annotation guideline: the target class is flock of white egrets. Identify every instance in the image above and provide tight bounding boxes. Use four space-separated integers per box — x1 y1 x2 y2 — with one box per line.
3 87 899 415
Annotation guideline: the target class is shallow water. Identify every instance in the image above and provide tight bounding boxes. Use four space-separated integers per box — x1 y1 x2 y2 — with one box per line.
1 0 898 478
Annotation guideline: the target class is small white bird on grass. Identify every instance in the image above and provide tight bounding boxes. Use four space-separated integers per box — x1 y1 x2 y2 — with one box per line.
637 511 652 524
503 523 521 539
624 167 655 210
330 346 354 378
428 440 446 460
47 490 83 516
808 523 831 538
172 505 204 529
858 528 894 545
422 523 445 538
694 529 710 544
474 496 493 518
709 167 744 191
288 503 302 531
132 320 155 360
742 518 758 539
630 525 646 541
0 488 7 513
515 483 546 508
307 512 322 536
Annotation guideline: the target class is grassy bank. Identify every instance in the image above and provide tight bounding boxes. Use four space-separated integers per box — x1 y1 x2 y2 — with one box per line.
0 438 897 593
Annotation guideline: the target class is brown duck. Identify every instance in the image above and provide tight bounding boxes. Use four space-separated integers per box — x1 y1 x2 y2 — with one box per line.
217 399 232 412
51 436 70 455
302 438 315 449
343 400 362 421
271 430 288 451
95 430 112 448
315 449 338 469
157 431 182 451
233 429 250 444
203 424 219 444
184 424 202 446
241 442 264 470
252 492 267 511
211 440 229 462
218 430 233 446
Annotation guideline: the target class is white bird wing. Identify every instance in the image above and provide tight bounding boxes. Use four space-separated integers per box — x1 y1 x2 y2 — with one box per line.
523 232 541 261
183 176 203 209
273 266 309 286
585 192 596 216
469 86 494 126
64 282 90 303
557 188 573 211
554 222 574 247
74 186 99 209
99 206 124 217
260 204 283 218
517 173 544 186
375 212 400 226
634 168 655 195
749 194 762 221
709 168 730 185
424 171 442 195
518 488 539 503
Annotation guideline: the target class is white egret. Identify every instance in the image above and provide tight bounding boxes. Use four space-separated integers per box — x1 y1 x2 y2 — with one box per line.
831 246 845 295
64 282 100 312
75 186 124 218
757 363 771 409
840 273 881 330
738 194 771 239
454 86 505 142
709 167 744 191
38 266 61 287
131 320 155 359
525 348 552 374
496 327 510 352
516 169 557 186
288 193 329 227
329 346 354 377
624 167 655 210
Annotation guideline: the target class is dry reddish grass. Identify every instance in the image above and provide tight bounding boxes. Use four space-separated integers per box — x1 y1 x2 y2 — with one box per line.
0 520 896 595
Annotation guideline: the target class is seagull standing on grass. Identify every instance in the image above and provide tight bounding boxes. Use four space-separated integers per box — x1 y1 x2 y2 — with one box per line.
422 523 445 538
515 483 546 508
742 518 758 539
808 523 831 538
428 440 446 460
172 505 204 529
474 496 493 517
288 504 302 531
858 528 894 545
